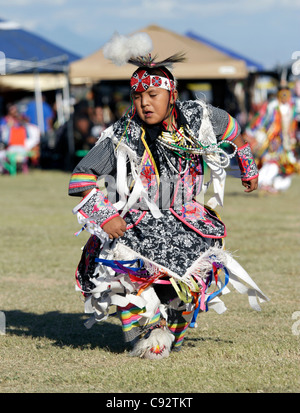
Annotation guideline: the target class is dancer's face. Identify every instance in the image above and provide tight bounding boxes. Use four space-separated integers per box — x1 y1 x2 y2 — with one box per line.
278 89 291 104
132 87 177 126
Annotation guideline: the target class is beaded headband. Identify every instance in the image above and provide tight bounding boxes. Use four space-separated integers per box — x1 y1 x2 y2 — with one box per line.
130 69 175 93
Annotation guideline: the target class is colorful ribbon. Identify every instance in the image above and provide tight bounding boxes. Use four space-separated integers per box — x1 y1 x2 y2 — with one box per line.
190 262 230 327
95 257 147 276
205 265 230 311
94 258 171 290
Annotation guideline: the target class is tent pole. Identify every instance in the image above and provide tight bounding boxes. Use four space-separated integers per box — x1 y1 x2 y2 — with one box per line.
63 62 74 171
34 68 45 135
55 91 65 126
62 69 71 122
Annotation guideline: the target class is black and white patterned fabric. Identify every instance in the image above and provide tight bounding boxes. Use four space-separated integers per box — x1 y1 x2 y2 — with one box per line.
70 99 234 279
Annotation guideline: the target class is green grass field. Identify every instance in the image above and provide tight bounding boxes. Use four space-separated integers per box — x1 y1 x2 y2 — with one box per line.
0 169 299 393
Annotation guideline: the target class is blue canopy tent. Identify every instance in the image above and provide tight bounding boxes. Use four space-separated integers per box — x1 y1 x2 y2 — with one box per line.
0 17 81 133
0 17 79 70
185 31 264 72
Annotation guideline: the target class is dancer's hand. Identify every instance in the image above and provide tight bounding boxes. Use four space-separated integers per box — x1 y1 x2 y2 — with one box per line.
242 177 258 192
102 216 127 239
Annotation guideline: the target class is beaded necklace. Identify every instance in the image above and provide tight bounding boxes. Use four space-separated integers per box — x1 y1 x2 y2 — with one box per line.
158 126 204 157
156 124 237 171
156 125 199 174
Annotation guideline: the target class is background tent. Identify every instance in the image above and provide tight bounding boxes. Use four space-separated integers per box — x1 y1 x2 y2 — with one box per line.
0 17 81 132
0 17 80 89
69 24 248 84
0 17 79 72
185 31 264 72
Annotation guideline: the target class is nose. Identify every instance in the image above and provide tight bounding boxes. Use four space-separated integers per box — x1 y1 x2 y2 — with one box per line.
140 94 150 108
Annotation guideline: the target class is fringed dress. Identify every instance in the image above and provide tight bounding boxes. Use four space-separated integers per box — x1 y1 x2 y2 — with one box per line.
69 99 268 349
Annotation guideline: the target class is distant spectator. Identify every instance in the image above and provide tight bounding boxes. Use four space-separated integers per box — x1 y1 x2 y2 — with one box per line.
73 113 97 152
0 103 23 128
0 103 27 148
0 102 40 171
90 106 108 138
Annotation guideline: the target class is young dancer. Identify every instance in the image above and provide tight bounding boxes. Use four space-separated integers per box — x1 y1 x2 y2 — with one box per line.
69 33 268 359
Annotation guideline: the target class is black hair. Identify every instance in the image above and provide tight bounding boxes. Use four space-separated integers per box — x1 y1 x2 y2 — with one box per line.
135 65 174 81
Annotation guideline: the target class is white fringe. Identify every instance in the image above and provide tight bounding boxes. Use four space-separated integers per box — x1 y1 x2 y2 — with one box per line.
81 237 269 330
197 100 217 147
195 100 227 208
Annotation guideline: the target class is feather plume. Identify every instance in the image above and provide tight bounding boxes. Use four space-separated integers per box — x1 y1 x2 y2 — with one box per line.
128 52 186 69
103 32 153 66
103 31 186 69
130 327 174 359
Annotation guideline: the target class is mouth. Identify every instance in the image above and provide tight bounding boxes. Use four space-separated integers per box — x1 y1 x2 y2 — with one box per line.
144 111 153 118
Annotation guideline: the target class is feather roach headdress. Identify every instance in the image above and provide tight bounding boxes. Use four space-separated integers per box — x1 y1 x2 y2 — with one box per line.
103 31 185 68
103 32 185 93
103 31 153 66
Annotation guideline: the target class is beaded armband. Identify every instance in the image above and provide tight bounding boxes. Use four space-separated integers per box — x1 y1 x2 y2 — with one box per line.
236 143 259 181
73 188 120 233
